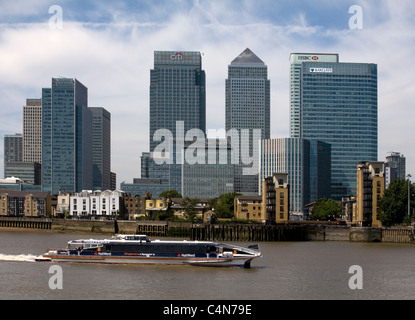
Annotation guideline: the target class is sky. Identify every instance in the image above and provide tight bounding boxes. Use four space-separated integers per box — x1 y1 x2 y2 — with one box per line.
0 0 414 187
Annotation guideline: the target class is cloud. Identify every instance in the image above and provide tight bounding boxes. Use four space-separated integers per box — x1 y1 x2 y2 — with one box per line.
0 0 414 184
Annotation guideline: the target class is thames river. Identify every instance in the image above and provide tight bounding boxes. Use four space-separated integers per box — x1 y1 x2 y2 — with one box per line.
1 230 415 300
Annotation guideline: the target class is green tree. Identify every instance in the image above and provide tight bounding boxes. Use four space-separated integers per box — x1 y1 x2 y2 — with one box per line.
310 198 341 221
212 192 241 219
378 178 415 226
159 190 182 199
181 197 200 222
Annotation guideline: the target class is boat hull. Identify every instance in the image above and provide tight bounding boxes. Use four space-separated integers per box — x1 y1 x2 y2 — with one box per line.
42 253 256 268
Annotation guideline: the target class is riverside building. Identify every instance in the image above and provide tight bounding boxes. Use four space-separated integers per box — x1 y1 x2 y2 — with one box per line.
290 53 378 200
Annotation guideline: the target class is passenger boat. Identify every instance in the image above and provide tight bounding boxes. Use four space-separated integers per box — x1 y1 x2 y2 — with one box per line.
39 234 262 268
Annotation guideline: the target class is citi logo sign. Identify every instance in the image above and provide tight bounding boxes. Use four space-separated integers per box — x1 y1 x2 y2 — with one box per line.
170 52 183 61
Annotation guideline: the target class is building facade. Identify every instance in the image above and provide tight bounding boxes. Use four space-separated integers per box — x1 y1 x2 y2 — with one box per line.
355 161 385 227
4 162 41 185
3 134 23 177
234 195 264 222
385 152 406 188
42 78 92 194
259 138 331 214
70 189 123 219
262 173 290 223
290 53 378 200
289 53 339 137
0 189 51 217
181 140 234 199
149 51 206 153
90 107 111 191
23 99 42 163
226 48 270 195
122 193 146 220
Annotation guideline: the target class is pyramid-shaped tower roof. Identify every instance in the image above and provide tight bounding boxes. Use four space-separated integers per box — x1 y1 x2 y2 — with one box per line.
231 48 265 66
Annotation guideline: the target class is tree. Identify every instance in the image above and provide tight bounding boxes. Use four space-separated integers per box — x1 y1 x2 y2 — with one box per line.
181 197 200 222
159 190 182 199
310 198 341 221
212 192 241 219
378 178 415 226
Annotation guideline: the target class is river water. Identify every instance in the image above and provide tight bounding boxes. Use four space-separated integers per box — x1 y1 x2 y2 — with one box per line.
1 230 415 301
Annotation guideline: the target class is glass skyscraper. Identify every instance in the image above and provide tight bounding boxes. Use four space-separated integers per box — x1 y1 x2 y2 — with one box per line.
149 51 206 152
90 107 111 191
136 51 207 196
290 53 378 199
226 48 270 195
42 78 92 194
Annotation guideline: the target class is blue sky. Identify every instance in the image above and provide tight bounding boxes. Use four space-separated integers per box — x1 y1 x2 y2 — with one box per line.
0 0 414 186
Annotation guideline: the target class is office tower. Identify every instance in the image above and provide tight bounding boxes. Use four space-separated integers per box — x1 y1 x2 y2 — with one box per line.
3 134 23 178
290 53 339 137
259 138 331 214
42 78 92 194
4 134 23 164
137 51 206 195
90 107 111 191
290 53 378 199
23 99 42 163
385 152 406 187
149 51 206 153
226 48 270 195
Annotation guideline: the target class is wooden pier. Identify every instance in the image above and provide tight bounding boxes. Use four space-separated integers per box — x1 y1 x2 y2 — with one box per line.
190 224 307 242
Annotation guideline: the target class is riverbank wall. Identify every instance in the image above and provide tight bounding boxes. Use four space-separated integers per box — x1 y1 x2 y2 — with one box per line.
0 217 413 243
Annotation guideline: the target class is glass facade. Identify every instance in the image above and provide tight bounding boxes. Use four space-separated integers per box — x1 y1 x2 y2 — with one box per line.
42 78 92 194
90 107 111 191
259 138 331 213
181 141 234 199
149 51 206 153
299 62 378 199
226 48 270 195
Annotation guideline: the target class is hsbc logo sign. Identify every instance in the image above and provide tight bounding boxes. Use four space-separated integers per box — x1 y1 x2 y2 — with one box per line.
298 55 319 61
170 52 183 61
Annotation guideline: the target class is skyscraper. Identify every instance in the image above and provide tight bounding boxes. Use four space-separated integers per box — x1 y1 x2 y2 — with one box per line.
23 99 42 163
290 53 378 199
136 51 207 196
226 48 270 195
386 152 406 180
3 133 23 178
149 51 206 152
290 53 339 137
42 78 92 194
90 107 111 191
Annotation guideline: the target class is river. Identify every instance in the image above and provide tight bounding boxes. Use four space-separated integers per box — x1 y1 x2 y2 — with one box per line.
0 230 415 301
